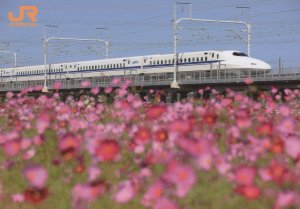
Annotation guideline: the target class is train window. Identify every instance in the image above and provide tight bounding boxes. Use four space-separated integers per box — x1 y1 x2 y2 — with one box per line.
161 60 163 64
110 64 113 68
217 54 219 59
188 58 191 62
204 52 208 55
123 63 125 67
168 59 171 64
183 58 186 63
233 52 247 56
150 61 152 65
128 60 130 64
113 64 115 68
205 57 207 61
172 59 174 64
212 53 214 58
179 58 182 63
156 60 159 65
196 57 199 62
192 58 195 62
201 57 203 61
70 65 72 68
144 59 146 63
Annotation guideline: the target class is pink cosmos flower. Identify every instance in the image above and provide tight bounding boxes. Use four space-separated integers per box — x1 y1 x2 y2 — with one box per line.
277 117 295 134
20 138 32 150
80 80 91 88
197 153 213 171
52 82 63 90
23 165 48 189
177 138 211 157
116 88 128 97
258 168 272 182
95 139 120 161
87 166 101 182
12 193 25 203
6 91 14 99
236 117 252 129
36 112 51 134
275 191 300 209
215 158 231 175
164 161 196 197
169 119 192 135
271 87 278 94
112 78 121 85
134 127 151 144
244 77 254 84
235 184 261 200
146 105 166 120
3 140 20 157
90 87 100 95
154 198 180 209
235 166 256 186
72 181 106 203
284 137 300 159
154 129 168 142
104 86 113 94
114 180 135 203
34 85 43 91
59 134 80 160
279 105 290 117
22 149 36 161
142 181 164 207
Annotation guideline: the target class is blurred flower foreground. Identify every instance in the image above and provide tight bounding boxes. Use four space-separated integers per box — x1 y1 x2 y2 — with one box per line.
0 82 300 209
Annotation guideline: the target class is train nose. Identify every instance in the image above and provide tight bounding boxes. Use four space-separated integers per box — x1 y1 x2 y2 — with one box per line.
251 60 272 71
260 61 272 70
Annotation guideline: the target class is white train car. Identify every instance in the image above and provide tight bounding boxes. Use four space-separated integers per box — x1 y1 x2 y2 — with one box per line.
0 50 271 83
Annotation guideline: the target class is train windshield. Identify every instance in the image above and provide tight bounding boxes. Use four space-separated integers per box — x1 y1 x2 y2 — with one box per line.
233 52 248 57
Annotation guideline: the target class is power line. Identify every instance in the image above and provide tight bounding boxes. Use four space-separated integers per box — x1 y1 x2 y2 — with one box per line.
254 8 300 16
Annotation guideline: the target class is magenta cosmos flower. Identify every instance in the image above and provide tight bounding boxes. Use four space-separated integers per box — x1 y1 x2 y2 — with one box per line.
23 165 48 189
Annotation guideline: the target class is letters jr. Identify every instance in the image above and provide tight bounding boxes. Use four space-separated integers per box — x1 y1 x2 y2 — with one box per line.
8 6 38 27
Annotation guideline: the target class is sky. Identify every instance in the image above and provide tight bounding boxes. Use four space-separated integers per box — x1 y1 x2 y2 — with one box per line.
0 0 299 70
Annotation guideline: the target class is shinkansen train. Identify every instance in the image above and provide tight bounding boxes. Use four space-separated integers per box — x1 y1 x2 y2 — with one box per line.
0 50 271 84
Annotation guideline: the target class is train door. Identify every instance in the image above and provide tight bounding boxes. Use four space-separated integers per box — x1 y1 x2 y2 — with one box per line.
64 64 69 79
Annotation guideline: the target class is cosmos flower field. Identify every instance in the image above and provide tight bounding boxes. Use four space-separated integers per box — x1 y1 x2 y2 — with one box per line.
0 81 300 209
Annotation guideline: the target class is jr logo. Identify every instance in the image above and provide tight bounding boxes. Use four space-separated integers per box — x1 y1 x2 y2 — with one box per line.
8 6 38 27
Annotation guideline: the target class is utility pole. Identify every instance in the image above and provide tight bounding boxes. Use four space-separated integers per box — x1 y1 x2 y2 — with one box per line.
236 7 251 56
43 36 110 93
43 25 58 93
172 3 252 88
